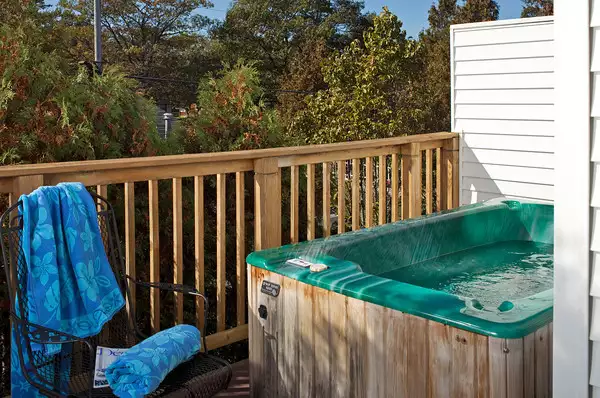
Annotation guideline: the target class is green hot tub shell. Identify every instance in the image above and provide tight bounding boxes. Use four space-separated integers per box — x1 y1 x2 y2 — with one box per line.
246 199 554 339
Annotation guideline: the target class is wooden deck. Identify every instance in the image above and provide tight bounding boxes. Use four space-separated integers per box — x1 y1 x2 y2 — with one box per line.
215 360 249 397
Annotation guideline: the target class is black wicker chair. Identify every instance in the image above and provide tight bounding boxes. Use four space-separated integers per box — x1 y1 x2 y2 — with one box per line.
0 193 232 397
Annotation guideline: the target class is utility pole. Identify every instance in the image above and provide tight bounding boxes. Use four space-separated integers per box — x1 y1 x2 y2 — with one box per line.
94 0 102 74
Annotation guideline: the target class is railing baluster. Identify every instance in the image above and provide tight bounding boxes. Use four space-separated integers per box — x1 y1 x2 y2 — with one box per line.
172 177 183 324
148 180 160 333
337 161 346 234
426 149 433 215
323 162 331 238
436 148 442 212
365 157 373 228
236 172 246 326
352 158 360 231
194 176 205 332
307 164 316 241
124 182 135 315
96 184 107 200
291 165 299 243
216 173 226 332
401 154 408 220
391 154 399 222
378 155 386 225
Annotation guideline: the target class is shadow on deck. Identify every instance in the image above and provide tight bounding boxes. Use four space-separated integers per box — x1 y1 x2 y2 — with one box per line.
215 359 249 397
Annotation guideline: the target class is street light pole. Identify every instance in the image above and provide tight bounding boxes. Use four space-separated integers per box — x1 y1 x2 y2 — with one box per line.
94 0 102 74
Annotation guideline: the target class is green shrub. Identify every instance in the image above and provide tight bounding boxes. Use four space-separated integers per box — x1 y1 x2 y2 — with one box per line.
0 26 160 165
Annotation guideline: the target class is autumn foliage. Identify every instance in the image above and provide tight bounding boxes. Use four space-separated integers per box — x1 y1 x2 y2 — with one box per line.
173 61 284 153
0 26 160 166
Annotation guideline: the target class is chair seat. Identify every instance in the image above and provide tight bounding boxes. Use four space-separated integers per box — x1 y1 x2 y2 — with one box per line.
69 353 232 398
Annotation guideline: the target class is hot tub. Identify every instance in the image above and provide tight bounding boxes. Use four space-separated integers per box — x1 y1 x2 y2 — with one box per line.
246 199 554 398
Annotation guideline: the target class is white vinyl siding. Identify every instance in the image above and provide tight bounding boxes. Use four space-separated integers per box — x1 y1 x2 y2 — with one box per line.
590 0 600 394
451 17 555 205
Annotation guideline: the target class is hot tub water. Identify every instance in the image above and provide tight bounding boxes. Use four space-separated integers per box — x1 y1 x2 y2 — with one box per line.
378 240 553 307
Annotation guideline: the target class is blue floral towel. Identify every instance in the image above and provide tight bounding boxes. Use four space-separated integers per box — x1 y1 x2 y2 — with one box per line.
11 182 125 397
105 325 202 398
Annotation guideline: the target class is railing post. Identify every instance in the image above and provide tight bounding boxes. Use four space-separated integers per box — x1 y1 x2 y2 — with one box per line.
250 158 281 397
440 136 460 210
401 143 423 219
254 158 281 250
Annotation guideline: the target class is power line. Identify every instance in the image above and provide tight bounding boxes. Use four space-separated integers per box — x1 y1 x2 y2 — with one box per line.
125 74 315 94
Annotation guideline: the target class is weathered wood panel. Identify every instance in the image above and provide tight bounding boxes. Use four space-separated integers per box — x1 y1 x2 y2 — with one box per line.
524 333 536 398
261 271 282 398
314 287 331 397
279 277 299 397
429 322 452 397
475 333 490 398
506 338 524 398
329 292 349 398
298 281 316 397
489 337 507 398
406 316 428 398
347 296 367 398
365 304 386 397
248 269 553 398
385 308 407 398
453 327 476 398
248 267 264 397
535 325 550 398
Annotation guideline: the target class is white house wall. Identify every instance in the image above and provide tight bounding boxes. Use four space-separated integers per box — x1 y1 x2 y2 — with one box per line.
554 0 591 396
589 0 600 395
451 17 555 204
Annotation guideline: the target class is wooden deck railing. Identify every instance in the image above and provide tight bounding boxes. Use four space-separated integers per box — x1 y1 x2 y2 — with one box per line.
0 132 459 351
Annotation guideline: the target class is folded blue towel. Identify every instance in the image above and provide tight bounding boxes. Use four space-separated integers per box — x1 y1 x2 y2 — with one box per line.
11 183 126 397
106 325 202 398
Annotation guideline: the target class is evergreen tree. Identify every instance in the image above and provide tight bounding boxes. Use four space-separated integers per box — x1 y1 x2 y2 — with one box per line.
521 0 554 17
415 0 499 133
212 0 373 99
291 8 423 143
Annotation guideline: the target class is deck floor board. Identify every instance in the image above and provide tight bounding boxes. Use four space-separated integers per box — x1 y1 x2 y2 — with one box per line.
215 359 249 397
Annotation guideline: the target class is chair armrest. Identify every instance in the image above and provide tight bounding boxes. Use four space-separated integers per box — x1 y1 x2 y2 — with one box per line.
127 276 209 351
12 314 93 346
126 276 208 302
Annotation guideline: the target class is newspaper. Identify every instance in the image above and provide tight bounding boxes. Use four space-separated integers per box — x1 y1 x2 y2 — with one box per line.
93 346 128 388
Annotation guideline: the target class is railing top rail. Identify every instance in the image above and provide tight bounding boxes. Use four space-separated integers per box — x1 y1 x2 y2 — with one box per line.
0 132 457 178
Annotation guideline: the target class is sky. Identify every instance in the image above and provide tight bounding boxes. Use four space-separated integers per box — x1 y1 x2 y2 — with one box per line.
45 0 525 38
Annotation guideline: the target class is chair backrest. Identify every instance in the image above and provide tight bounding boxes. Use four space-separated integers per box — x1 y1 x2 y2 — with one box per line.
0 191 141 360
0 192 144 395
